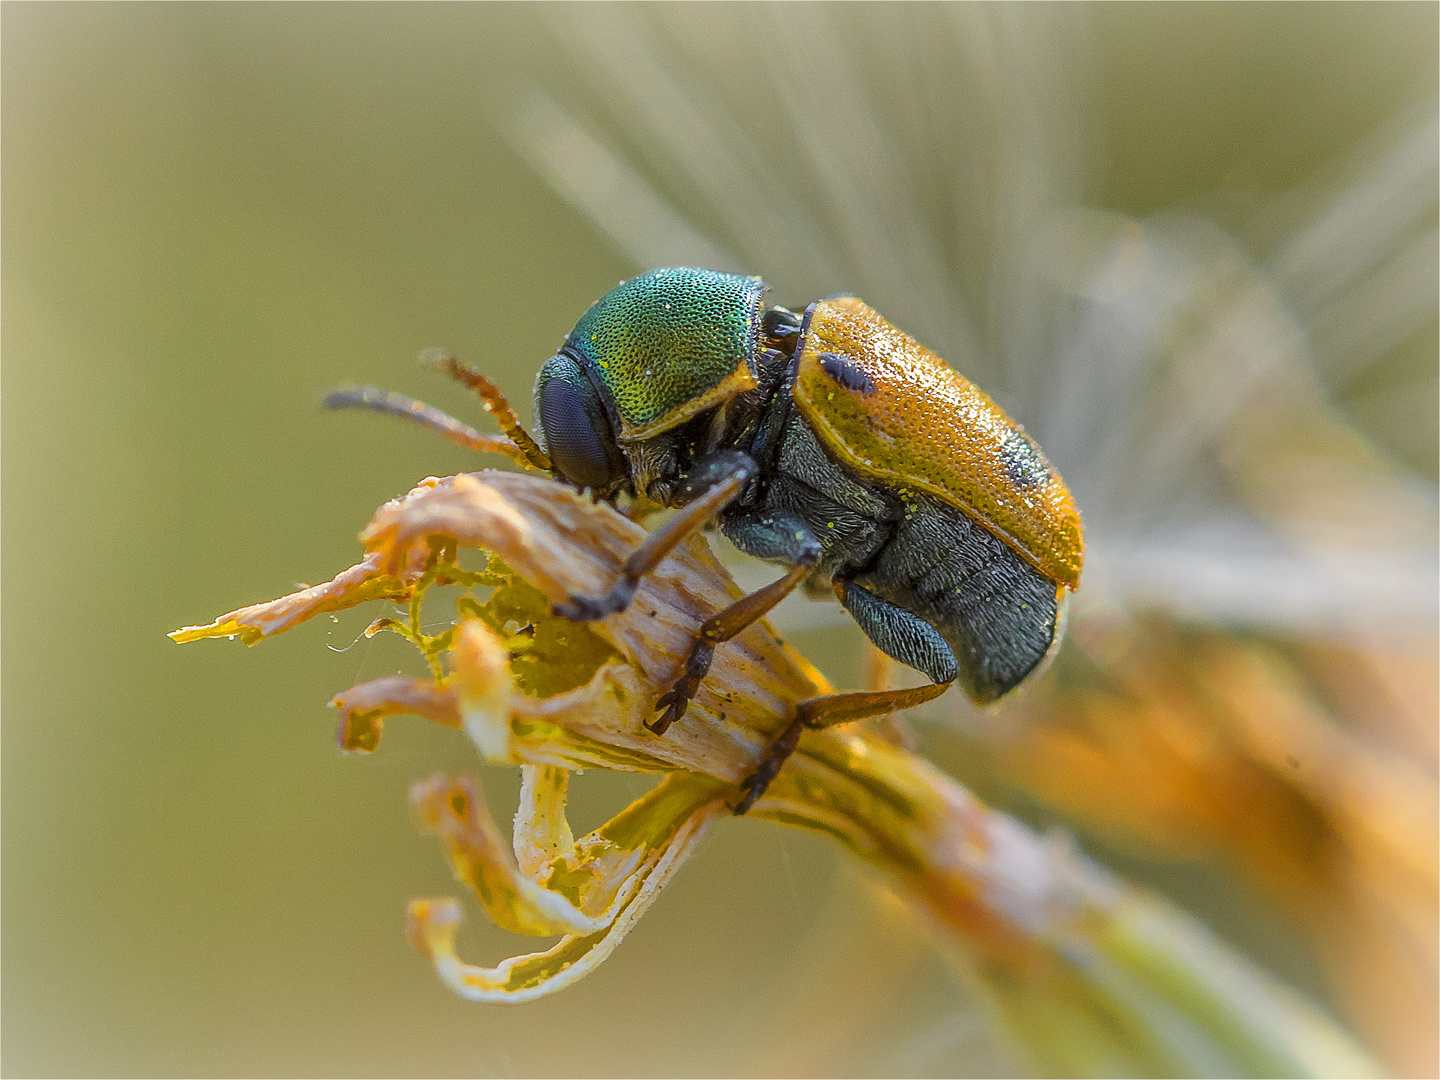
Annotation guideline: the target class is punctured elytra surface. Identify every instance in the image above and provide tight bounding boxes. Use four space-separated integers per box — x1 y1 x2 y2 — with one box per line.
792 296 1083 588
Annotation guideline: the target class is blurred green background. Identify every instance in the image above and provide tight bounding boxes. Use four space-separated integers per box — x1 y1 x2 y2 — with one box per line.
3 4 1435 1076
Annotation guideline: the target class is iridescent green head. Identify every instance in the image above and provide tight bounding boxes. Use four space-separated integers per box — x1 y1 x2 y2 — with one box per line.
563 268 765 441
531 268 767 494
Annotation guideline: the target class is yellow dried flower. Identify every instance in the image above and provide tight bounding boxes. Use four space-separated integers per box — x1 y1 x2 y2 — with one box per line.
173 469 1377 1077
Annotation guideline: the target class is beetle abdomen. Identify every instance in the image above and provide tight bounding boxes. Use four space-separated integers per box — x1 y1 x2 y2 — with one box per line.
860 492 1061 704
791 296 1082 589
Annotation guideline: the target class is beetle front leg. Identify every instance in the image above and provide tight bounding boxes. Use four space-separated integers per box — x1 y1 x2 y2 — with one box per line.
552 451 755 622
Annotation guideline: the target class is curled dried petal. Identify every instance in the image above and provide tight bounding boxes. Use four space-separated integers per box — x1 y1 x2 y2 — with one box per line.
407 770 728 1003
169 549 425 645
331 675 460 753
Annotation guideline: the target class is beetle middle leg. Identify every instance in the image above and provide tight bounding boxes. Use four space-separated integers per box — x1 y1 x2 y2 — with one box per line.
646 507 824 734
650 558 814 734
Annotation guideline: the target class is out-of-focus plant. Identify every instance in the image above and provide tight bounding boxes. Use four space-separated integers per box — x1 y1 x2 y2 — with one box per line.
173 5 1435 1074
174 469 1376 1077
475 5 1435 1072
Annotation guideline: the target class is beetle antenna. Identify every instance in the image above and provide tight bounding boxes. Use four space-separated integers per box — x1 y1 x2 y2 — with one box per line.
422 349 552 472
322 385 544 471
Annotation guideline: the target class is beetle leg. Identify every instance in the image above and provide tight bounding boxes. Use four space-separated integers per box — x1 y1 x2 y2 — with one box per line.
732 681 953 815
836 581 957 750
838 580 960 686
650 560 813 734
865 641 893 691
863 642 918 749
552 454 755 622
649 508 823 733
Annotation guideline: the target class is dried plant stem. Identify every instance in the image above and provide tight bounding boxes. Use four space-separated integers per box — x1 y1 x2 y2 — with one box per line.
173 470 1377 1077
759 730 1377 1077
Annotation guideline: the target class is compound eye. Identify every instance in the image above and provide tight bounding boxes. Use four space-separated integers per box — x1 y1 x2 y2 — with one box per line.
539 376 621 491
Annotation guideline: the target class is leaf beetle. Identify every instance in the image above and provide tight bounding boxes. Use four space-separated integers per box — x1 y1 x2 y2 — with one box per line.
328 267 1083 812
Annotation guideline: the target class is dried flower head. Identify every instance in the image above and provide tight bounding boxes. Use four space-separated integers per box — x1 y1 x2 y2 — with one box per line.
174 468 1375 1076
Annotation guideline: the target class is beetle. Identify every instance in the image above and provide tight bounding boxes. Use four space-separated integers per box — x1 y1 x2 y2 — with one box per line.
328 267 1083 812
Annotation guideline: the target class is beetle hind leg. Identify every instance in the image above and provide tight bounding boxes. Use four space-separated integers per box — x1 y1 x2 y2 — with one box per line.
732 578 957 812
733 681 952 814
838 580 959 686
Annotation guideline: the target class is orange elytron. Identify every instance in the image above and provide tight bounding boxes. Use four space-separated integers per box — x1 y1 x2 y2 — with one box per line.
792 296 1082 589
